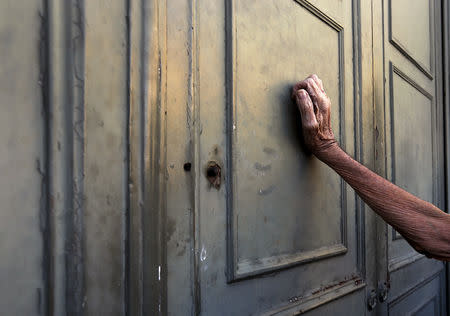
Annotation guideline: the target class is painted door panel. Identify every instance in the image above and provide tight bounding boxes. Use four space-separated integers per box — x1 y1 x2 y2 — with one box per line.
229 0 346 281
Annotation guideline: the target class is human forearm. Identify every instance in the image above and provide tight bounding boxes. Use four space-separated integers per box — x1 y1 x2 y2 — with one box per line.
318 143 450 261
292 75 450 261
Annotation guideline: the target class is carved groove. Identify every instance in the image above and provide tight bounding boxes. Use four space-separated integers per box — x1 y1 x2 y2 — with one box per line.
388 252 424 272
388 270 442 309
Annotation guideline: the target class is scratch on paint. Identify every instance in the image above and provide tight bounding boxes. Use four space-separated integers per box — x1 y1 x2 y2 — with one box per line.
258 185 275 196
200 246 207 262
158 265 161 281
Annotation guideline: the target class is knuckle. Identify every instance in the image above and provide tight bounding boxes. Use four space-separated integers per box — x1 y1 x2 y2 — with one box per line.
305 121 319 131
297 89 308 98
305 78 314 87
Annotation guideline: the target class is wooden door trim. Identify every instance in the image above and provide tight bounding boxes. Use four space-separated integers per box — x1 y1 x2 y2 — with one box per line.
442 0 450 312
128 0 169 314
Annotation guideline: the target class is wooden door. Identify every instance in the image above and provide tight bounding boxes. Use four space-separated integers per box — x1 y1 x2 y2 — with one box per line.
1 0 448 315
373 0 448 314
161 0 376 315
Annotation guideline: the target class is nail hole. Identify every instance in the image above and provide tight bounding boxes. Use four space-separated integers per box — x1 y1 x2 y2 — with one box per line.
183 162 192 171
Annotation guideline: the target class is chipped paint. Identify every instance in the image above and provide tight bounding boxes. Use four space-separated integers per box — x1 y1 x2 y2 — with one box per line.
254 162 272 171
258 185 275 196
310 274 362 296
200 246 207 262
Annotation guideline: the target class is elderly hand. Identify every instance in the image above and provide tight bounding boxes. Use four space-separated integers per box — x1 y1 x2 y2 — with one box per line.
291 74 337 158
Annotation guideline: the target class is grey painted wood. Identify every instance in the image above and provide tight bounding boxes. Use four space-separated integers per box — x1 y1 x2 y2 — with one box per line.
374 0 448 315
0 1 47 314
1 0 448 315
161 0 372 315
0 0 129 315
83 1 129 315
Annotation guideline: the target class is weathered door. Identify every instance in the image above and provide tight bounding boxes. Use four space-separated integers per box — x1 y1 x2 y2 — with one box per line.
373 0 448 314
1 0 448 315
162 0 376 315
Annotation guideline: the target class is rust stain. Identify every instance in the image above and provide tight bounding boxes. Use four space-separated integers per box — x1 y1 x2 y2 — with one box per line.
311 274 361 296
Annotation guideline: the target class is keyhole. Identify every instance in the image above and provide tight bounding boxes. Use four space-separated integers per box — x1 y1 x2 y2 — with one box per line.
207 166 218 178
206 161 221 189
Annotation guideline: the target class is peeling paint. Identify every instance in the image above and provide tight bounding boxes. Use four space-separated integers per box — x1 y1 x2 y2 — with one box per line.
311 274 362 296
158 266 161 281
200 246 207 262
254 162 271 171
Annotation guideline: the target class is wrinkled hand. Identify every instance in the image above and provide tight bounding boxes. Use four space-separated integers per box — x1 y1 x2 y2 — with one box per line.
291 74 337 158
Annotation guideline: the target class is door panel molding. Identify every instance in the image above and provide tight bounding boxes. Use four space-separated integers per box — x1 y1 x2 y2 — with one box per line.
386 64 436 269
388 252 424 273
46 1 86 314
388 0 434 79
388 270 445 315
261 277 365 316
129 0 169 314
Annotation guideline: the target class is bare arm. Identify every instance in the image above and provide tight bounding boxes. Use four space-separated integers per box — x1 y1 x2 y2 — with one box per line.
292 75 450 261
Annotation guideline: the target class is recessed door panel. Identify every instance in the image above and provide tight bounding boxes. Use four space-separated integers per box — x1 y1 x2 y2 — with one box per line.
376 0 447 314
231 0 347 280
389 65 434 251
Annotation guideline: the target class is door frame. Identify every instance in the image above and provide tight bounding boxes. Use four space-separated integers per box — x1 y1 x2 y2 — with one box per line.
443 0 450 313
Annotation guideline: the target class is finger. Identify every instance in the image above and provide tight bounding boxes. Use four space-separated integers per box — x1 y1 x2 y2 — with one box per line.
293 78 322 103
294 89 318 128
310 74 324 91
